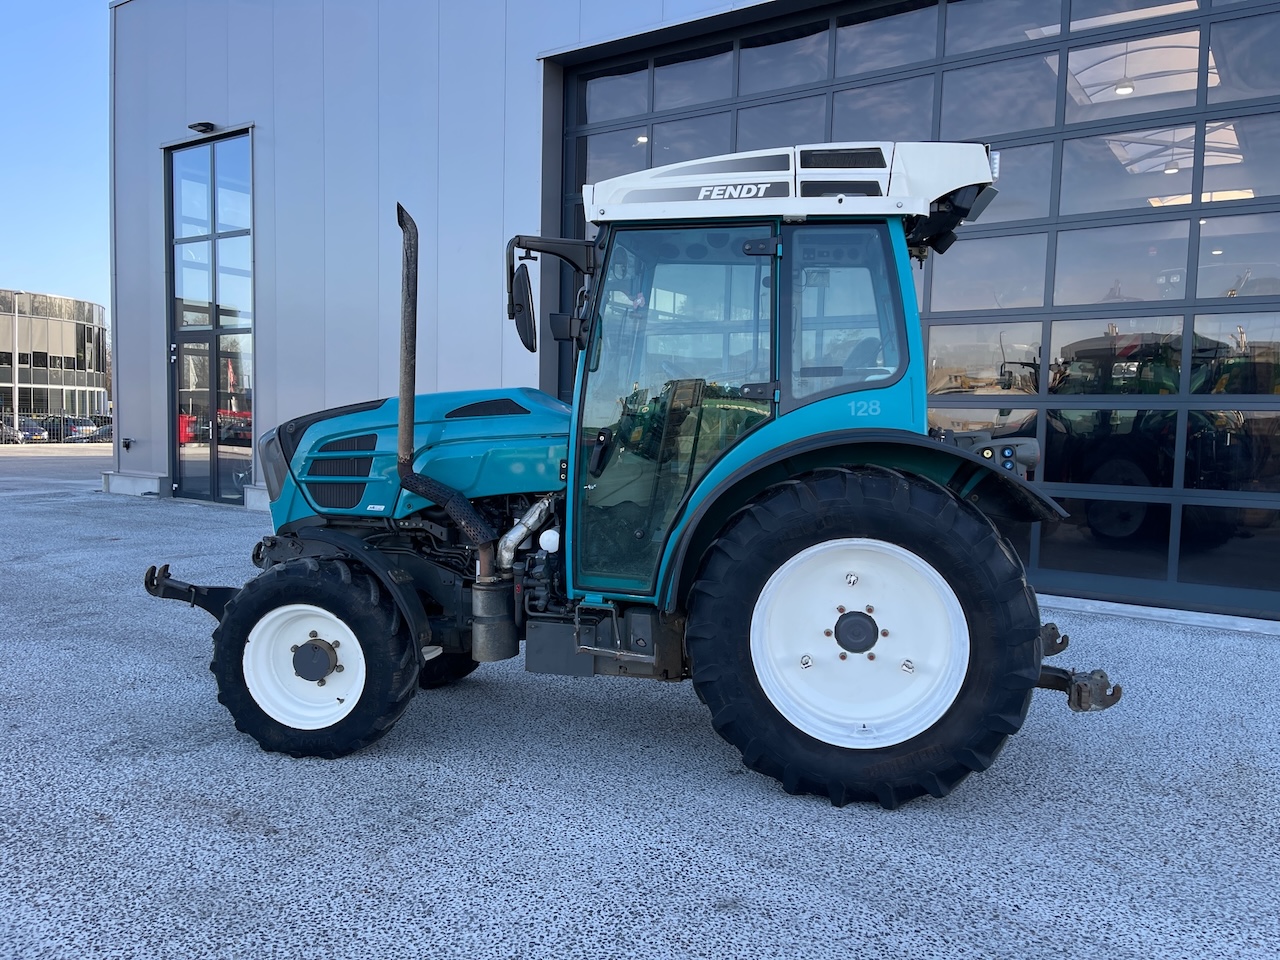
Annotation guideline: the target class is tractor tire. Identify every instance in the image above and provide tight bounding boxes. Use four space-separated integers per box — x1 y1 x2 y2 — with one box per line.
685 466 1041 809
211 557 419 758
418 651 481 689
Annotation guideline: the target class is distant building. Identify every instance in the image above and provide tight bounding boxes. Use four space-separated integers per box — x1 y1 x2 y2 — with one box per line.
1 289 109 425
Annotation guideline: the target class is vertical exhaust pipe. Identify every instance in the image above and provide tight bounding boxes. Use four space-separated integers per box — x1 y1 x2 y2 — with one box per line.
393 204 515 662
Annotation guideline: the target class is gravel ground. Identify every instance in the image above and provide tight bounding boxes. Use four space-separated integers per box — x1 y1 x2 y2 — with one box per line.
1 453 1277 960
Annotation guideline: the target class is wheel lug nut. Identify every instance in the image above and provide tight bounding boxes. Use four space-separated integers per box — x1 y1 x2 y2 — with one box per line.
865 605 874 614
881 629 889 637
837 605 846 614
317 678 326 687
290 645 298 653
335 664 344 672
839 652 848 661
309 631 318 639
824 629 833 637
867 653 876 661
332 640 340 649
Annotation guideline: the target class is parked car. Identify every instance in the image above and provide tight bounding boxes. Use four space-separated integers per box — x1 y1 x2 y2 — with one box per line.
41 416 97 441
88 414 113 428
65 423 113 443
0 421 23 444
19 418 49 442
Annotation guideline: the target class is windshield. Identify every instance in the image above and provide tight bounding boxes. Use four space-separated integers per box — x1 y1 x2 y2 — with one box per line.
574 224 775 592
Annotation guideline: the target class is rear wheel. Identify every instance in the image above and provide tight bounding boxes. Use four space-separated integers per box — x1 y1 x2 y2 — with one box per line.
211 558 419 758
686 466 1041 809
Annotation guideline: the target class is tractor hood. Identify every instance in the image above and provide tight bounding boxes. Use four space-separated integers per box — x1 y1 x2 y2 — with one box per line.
271 387 570 526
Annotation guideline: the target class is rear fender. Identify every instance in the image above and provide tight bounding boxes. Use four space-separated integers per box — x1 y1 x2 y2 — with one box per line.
660 429 1065 613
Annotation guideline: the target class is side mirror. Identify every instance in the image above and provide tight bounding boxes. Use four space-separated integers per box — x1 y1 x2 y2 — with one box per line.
512 262 536 353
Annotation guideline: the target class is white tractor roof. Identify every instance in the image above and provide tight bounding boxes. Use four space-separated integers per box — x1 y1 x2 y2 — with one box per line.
584 141 995 224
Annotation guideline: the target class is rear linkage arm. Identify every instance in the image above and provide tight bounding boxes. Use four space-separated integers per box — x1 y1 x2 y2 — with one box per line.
1034 622 1123 712
143 564 237 621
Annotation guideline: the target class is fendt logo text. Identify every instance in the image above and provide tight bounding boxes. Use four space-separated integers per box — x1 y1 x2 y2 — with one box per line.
697 183 772 200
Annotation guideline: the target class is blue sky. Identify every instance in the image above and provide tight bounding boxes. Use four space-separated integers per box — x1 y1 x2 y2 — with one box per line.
0 1 111 315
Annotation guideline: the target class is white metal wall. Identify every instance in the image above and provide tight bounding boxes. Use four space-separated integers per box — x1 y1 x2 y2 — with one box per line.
107 0 772 497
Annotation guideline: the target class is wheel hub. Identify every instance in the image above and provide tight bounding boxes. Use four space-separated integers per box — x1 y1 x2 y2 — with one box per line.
834 610 879 654
293 638 339 682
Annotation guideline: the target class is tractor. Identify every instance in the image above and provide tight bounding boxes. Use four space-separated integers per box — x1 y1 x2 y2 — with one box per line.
146 141 1120 808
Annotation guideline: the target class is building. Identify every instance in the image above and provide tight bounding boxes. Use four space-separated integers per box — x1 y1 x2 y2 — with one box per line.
107 0 1280 618
2 289 110 426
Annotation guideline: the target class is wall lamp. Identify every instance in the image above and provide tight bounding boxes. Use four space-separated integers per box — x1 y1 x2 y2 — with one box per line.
188 121 216 134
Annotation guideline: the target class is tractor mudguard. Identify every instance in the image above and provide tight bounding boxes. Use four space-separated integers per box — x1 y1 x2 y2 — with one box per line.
660 428 1066 613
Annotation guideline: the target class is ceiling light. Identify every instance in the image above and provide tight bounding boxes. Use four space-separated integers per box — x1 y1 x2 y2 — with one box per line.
1199 218 1207 225
1164 161 1179 174
1211 249 1224 255
1115 78 1135 96
636 135 649 143
187 121 216 134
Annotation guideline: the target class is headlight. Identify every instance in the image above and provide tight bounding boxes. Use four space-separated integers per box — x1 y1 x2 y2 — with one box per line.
258 428 289 502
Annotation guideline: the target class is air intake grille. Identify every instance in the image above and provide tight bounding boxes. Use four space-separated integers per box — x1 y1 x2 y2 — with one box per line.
305 483 367 509
800 180 884 197
800 148 886 169
305 434 376 509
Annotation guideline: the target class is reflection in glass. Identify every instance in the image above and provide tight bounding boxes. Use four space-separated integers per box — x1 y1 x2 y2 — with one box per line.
215 137 251 232
1043 408 1177 486
584 128 649 183
1069 0 1199 32
652 114 731 166
736 96 826 152
946 0 1062 55
927 322 1041 395
1053 220 1189 305
174 242 212 327
1049 316 1183 395
1197 212 1280 299
930 234 1047 312
1040 497 1170 578
172 145 210 238
739 23 829 96
1178 505 1280 590
1202 113 1280 203
1060 125 1197 215
582 65 648 123
217 236 253 327
836 3 936 77
177 341 211 497
655 46 732 111
1185 410 1280 492
972 143 1051 224
1191 313 1280 395
1208 11 1280 104
218 333 253 502
1065 31 1204 125
940 54 1059 139
832 76 934 143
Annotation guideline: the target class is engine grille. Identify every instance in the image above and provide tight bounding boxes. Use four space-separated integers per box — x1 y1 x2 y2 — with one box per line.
304 434 376 509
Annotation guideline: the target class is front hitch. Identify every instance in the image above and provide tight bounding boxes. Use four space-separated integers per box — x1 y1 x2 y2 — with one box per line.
143 564 237 621
1037 663 1123 712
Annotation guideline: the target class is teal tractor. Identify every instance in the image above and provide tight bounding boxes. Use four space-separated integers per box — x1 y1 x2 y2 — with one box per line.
146 141 1120 808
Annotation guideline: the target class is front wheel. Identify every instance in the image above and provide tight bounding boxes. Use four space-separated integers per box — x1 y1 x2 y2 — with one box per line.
211 558 419 758
686 467 1042 809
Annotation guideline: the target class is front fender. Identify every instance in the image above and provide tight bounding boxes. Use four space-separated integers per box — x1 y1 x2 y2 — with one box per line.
660 429 1065 613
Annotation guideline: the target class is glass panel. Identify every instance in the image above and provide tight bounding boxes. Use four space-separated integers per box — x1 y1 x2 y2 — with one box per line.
929 234 1048 312
1052 220 1190 305
172 145 211 238
1178 505 1280 588
217 236 253 327
835 3 937 77
1060 124 1197 214
736 96 826 152
174 241 212 328
1208 11 1280 104
654 46 732 111
974 143 1052 224
1070 0 1200 32
218 333 253 502
1203 112 1280 203
583 127 649 184
788 224 905 401
946 0 1063 54
214 136 251 233
927 322 1042 395
1197 212 1280 299
940 53 1059 139
652 113 731 166
832 76 935 143
1040 498 1170 576
1043 408 1178 485
177 341 211 498
576 225 774 590
581 64 648 124
1186 410 1280 491
1191 313 1280 395
739 22 829 97
1049 316 1183 394
1065 30 1201 125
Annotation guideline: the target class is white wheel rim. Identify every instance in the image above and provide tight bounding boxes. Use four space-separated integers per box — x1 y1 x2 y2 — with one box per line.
750 538 970 750
243 604 367 730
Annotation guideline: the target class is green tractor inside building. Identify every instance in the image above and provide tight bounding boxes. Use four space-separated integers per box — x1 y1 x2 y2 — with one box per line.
147 141 1120 808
